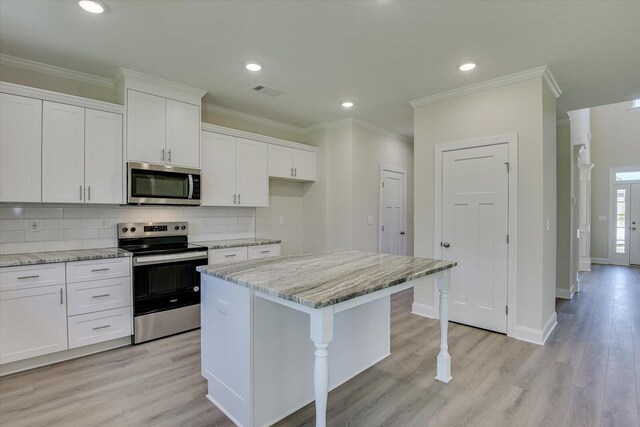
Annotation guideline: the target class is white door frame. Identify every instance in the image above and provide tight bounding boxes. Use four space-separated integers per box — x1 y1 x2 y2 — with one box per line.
379 164 408 255
433 133 518 338
608 165 640 265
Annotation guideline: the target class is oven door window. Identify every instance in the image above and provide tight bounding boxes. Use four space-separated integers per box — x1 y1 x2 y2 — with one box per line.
131 169 189 200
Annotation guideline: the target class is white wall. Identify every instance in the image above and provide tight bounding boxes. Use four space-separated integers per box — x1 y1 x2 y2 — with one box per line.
0 204 254 254
413 77 556 335
590 101 640 260
255 180 304 255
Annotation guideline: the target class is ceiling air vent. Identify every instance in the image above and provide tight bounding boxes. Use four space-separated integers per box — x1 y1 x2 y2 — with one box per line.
252 85 282 97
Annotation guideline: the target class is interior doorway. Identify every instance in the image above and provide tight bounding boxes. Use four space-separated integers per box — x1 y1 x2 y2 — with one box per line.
379 165 407 256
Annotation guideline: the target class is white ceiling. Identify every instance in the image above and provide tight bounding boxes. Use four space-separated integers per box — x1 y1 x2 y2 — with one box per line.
1 1 639 138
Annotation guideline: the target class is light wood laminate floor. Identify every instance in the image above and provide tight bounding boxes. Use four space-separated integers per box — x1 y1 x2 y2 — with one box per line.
0 264 638 427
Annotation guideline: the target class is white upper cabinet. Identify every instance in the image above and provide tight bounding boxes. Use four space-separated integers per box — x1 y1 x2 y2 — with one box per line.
126 90 166 165
166 99 200 168
201 132 237 206
268 145 316 181
42 101 86 203
85 109 123 204
0 93 42 203
201 132 268 207
236 138 268 207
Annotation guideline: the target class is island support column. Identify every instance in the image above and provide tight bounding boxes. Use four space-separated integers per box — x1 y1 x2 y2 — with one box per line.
310 306 334 427
435 270 452 383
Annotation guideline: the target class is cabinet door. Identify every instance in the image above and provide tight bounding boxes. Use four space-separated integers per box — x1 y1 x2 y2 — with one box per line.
85 109 123 204
268 144 294 179
42 101 85 203
166 99 200 168
127 90 166 164
236 138 268 207
0 93 42 202
293 149 316 181
201 132 236 206
0 285 68 364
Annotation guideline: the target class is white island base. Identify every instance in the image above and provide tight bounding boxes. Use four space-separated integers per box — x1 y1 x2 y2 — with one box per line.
201 271 452 427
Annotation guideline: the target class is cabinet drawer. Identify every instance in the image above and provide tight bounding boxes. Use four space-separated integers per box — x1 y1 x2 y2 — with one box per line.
66 257 130 283
0 263 65 292
67 277 132 316
209 247 248 263
68 307 132 349
247 244 280 260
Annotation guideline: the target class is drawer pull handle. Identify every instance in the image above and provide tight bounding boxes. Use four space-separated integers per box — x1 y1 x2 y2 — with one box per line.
260 250 270 254
92 325 111 330
91 268 110 272
92 294 111 299
225 254 237 258
17 275 40 280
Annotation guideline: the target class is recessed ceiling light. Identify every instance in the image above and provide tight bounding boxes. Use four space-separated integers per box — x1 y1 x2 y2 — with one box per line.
245 63 262 72
342 102 354 108
459 63 476 71
78 0 104 14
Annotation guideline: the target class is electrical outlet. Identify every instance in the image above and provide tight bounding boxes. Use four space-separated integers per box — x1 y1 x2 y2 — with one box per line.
218 300 229 315
100 219 109 229
29 220 41 232
279 216 285 225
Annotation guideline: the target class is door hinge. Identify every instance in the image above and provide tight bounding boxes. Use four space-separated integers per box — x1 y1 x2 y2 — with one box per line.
382 182 385 188
506 306 509 315
505 162 510 173
382 225 385 232
506 234 509 244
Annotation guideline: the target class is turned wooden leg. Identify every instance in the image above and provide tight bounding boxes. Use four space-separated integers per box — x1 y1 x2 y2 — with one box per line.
436 270 452 383
310 306 334 427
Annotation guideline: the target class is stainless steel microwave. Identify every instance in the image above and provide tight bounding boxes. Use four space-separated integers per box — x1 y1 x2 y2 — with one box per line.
127 162 201 206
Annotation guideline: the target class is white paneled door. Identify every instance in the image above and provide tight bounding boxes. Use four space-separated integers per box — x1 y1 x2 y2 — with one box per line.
441 143 509 333
630 184 640 266
380 168 406 255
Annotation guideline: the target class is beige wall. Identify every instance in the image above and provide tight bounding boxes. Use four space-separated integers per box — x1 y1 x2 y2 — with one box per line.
590 101 640 259
556 123 572 294
413 77 555 333
351 123 414 254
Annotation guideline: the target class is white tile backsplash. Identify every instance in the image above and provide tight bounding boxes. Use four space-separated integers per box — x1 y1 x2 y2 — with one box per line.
0 203 256 254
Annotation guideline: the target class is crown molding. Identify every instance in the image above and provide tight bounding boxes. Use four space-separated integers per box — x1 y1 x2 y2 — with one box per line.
352 118 413 143
115 68 207 102
201 122 316 152
302 117 411 143
203 103 304 134
409 65 562 109
0 53 115 89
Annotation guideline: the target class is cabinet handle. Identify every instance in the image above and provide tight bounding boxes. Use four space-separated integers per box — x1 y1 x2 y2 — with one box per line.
294 168 297 177
91 268 110 272
225 254 237 258
17 275 40 280
92 325 111 330
260 250 270 254
168 149 172 162
88 185 91 201
79 185 83 200
161 148 165 162
291 167 294 177
60 288 64 305
233 193 237 204
92 293 111 299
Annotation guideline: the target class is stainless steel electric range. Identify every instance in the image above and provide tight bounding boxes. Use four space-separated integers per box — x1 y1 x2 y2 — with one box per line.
118 221 208 344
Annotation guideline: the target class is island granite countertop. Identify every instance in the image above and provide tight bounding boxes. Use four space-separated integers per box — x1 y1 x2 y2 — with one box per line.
194 238 281 250
0 248 132 268
197 250 456 309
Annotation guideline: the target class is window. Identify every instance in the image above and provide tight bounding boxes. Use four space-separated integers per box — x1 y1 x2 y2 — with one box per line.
616 188 627 254
632 99 640 110
616 170 640 182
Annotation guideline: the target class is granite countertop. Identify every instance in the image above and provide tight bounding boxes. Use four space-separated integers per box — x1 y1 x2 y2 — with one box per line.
0 248 132 268
197 250 456 309
194 238 281 250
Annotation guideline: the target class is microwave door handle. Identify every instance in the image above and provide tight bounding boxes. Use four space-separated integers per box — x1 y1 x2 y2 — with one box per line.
188 175 194 199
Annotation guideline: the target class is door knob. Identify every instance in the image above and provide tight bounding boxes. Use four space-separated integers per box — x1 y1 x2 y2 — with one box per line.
442 242 451 248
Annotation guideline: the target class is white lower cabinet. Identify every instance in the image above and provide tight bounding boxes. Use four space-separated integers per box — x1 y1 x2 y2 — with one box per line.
0 283 68 364
67 277 132 316
68 307 132 349
209 244 281 264
247 244 281 260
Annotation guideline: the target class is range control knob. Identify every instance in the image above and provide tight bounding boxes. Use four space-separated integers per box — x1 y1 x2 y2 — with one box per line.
121 227 128 233
130 227 136 233
175 226 180 230
181 225 186 230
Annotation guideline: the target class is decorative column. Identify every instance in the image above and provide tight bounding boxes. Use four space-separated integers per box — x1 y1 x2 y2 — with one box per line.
578 163 595 271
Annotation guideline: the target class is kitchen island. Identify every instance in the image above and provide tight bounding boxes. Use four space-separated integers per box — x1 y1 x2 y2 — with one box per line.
197 250 456 427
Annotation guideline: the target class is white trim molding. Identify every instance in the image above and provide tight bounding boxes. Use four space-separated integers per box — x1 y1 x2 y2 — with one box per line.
201 122 317 152
409 65 561 108
411 302 436 319
115 68 206 105
512 312 557 346
591 257 609 265
0 53 115 89
302 117 412 144
556 282 577 300
203 103 304 134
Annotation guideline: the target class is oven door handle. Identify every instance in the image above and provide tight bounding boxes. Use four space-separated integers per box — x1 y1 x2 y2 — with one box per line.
188 174 194 199
133 251 208 266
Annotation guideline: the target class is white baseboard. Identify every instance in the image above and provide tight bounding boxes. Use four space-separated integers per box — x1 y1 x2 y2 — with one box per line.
579 258 591 272
412 302 436 319
511 312 558 346
591 257 609 265
556 287 573 299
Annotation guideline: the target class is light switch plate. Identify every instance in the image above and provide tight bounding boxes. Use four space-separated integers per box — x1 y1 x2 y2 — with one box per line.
367 216 374 225
598 215 607 221
279 216 285 225
545 219 551 232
